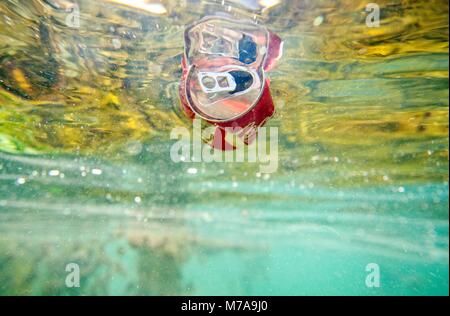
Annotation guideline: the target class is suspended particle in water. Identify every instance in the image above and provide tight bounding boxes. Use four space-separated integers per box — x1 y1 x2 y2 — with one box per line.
187 168 198 174
112 38 122 49
91 168 103 175
49 169 60 177
313 16 324 27
125 141 143 156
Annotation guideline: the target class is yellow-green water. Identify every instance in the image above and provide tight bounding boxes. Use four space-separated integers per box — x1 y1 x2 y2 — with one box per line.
0 0 448 295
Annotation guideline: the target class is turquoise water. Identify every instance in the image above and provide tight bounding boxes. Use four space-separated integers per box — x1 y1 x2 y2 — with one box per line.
0 0 449 295
1 147 448 295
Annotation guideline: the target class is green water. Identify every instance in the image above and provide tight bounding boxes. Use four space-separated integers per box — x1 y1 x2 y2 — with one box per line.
0 0 449 295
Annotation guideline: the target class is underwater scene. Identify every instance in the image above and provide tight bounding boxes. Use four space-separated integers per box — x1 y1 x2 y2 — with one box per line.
0 0 448 296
